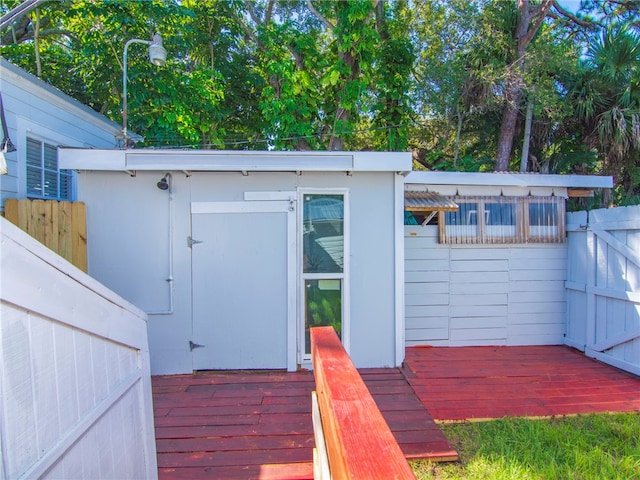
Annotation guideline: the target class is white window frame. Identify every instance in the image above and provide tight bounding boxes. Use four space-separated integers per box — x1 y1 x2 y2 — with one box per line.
25 136 74 201
298 188 350 365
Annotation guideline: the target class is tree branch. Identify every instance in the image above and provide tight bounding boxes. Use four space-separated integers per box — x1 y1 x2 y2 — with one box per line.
264 0 275 24
230 5 264 51
245 2 262 26
520 0 554 47
551 0 598 28
305 0 335 30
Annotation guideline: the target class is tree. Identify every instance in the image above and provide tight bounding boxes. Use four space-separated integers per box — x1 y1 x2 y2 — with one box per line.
493 0 554 171
1 0 242 148
571 24 640 203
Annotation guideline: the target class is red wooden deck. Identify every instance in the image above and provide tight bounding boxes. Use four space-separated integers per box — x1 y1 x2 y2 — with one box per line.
405 345 640 422
152 346 640 479
153 368 455 480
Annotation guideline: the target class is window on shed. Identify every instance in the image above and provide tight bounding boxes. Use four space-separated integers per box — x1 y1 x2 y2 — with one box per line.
525 197 565 241
26 137 73 200
439 196 564 244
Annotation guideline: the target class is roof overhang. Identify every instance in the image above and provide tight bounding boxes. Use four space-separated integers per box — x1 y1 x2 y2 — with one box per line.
59 148 413 174
405 171 613 189
404 191 458 212
404 191 458 226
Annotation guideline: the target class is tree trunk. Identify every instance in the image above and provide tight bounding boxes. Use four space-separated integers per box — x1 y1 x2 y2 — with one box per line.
494 0 554 172
520 98 534 172
34 8 42 77
495 81 522 171
453 103 464 168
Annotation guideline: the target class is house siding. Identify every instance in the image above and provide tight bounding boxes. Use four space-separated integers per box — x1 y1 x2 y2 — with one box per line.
405 225 567 346
0 59 119 210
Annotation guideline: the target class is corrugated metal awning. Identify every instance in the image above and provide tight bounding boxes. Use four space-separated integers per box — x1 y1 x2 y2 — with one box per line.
404 191 458 212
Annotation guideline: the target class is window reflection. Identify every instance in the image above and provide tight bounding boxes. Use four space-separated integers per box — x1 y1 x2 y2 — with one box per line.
303 195 344 273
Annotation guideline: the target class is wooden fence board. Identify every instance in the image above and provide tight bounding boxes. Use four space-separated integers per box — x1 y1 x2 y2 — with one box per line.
3 198 87 272
72 202 87 272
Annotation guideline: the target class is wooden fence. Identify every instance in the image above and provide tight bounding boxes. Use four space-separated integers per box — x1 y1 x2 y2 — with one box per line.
310 326 416 479
565 206 640 376
4 198 87 272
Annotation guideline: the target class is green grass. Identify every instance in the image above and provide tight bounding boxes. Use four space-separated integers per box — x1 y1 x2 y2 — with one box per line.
412 413 640 480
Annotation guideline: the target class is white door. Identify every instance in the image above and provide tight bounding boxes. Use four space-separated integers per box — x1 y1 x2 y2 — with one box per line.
191 201 296 370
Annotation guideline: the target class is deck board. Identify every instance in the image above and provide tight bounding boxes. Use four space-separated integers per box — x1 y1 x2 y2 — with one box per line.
152 345 637 478
153 368 455 479
404 345 640 422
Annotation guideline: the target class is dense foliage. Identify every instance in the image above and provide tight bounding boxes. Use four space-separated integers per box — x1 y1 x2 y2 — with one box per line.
1 0 639 203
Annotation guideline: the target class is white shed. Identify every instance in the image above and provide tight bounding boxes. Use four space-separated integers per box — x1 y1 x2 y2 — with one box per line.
404 171 613 347
59 148 411 374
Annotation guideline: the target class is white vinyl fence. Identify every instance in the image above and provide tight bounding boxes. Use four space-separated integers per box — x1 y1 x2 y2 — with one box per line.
0 218 158 479
565 206 640 376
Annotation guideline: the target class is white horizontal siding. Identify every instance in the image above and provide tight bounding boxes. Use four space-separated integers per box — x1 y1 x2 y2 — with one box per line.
0 60 119 209
405 282 449 295
404 225 567 346
406 294 449 306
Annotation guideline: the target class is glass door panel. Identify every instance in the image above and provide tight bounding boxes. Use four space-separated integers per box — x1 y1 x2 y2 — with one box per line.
301 193 345 359
304 279 342 355
303 194 344 273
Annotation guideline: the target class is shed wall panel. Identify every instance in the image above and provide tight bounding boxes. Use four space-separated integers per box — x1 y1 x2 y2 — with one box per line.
77 170 399 372
404 225 567 346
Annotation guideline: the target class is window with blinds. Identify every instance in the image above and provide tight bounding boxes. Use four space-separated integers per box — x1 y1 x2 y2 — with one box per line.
26 138 73 200
439 196 565 244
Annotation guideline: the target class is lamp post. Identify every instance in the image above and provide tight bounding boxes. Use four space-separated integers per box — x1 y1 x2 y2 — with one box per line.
122 32 167 145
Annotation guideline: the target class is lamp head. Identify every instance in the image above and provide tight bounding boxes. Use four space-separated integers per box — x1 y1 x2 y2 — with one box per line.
157 173 170 190
148 32 167 66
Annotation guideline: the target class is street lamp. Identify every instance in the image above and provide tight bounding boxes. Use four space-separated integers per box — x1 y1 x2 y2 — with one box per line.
122 32 167 145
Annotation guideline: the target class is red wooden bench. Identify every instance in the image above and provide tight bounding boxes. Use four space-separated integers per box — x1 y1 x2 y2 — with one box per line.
310 326 416 479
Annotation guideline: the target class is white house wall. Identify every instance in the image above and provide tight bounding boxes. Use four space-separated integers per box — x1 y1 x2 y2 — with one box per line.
0 60 120 209
77 170 399 374
405 225 567 346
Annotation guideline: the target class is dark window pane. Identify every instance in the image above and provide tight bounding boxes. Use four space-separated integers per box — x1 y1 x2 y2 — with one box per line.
43 169 57 198
60 170 72 200
27 166 42 195
26 138 41 167
529 202 558 226
445 202 478 225
44 144 58 171
486 202 516 225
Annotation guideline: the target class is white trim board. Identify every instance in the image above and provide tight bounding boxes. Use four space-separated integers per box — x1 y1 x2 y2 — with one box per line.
60 149 412 173
406 171 613 189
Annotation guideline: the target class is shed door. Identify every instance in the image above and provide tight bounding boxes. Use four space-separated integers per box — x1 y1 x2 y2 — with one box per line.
191 201 296 370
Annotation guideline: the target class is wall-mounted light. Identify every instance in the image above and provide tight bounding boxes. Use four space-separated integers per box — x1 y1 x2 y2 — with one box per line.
157 173 170 190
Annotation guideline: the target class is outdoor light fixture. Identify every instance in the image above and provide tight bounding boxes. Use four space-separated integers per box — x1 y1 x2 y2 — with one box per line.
122 32 167 145
157 173 170 190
